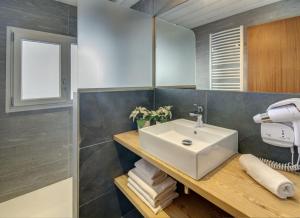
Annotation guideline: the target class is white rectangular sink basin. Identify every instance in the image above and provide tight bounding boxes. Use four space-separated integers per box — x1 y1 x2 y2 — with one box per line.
139 119 238 180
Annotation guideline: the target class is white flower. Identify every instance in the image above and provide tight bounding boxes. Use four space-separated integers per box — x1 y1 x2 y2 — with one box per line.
154 105 173 122
165 106 172 111
129 106 151 122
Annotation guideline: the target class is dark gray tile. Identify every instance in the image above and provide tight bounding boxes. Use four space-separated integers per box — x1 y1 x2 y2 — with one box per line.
80 141 127 205
116 188 137 217
122 209 143 218
79 90 153 148
207 91 300 163
0 8 69 35
155 88 207 122
0 158 70 202
69 4 77 18
79 189 124 218
30 143 71 167
0 0 76 203
78 90 149 215
69 16 77 37
0 111 73 202
0 0 73 19
0 111 71 149
79 139 139 212
115 142 140 173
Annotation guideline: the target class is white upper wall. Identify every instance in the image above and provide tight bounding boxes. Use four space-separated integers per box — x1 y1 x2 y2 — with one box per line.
156 19 195 86
77 0 153 89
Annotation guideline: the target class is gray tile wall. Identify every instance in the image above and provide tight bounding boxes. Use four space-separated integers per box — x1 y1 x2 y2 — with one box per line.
155 88 300 163
79 90 153 218
77 2 300 216
78 88 300 217
0 0 77 203
193 0 300 89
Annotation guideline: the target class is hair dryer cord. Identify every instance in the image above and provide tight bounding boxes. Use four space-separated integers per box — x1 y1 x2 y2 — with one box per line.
259 157 300 172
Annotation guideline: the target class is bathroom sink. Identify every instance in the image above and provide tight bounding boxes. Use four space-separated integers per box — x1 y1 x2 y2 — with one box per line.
139 119 238 180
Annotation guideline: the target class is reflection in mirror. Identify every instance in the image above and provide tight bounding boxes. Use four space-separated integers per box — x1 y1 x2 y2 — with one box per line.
209 26 244 91
156 18 196 87
156 0 300 93
247 16 300 93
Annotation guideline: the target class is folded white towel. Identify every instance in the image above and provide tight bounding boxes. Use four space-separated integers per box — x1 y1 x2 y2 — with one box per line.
127 183 176 214
128 177 178 208
128 169 177 200
134 166 168 186
239 154 295 199
135 159 162 179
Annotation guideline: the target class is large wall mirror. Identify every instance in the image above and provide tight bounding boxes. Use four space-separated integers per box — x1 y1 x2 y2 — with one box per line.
155 18 196 87
155 0 300 93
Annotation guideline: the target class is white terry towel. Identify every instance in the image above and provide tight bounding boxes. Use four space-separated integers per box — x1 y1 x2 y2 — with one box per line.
239 154 295 199
127 183 176 214
128 177 178 208
128 168 177 200
134 166 168 186
135 159 162 179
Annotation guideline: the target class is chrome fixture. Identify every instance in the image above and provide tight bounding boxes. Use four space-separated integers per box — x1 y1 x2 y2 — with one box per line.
189 104 204 128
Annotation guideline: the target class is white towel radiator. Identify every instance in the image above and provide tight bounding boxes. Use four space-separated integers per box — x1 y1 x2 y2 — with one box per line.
209 26 244 91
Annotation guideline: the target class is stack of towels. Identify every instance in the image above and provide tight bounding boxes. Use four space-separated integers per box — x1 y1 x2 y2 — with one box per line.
127 159 178 214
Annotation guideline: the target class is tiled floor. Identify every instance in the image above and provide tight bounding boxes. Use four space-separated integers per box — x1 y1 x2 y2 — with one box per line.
0 178 72 218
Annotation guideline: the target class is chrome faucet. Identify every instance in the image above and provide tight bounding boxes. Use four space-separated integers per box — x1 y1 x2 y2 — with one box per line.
189 104 204 128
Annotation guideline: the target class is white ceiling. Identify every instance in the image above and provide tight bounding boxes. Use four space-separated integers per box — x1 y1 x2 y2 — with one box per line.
54 0 140 8
158 0 282 29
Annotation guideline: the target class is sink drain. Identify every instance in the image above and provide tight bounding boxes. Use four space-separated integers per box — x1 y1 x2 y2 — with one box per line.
182 139 192 146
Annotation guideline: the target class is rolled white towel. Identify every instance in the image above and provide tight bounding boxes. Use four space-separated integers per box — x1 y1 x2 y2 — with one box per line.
127 183 176 214
239 154 295 199
128 177 178 208
134 166 168 186
128 168 177 200
135 159 162 179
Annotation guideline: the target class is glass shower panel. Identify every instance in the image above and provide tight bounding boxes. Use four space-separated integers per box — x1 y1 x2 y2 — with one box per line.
71 44 78 99
78 0 153 88
156 18 196 86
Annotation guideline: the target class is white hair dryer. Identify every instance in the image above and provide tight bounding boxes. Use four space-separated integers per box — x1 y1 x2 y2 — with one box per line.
253 98 300 146
253 98 300 171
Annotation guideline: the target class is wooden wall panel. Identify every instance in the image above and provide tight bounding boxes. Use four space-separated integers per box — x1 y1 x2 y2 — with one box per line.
248 16 300 93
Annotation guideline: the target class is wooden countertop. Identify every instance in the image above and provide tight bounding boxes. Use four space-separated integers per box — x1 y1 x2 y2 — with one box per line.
114 131 300 218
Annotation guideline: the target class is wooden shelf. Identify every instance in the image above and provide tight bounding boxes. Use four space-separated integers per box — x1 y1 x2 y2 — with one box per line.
114 175 229 218
114 131 300 218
